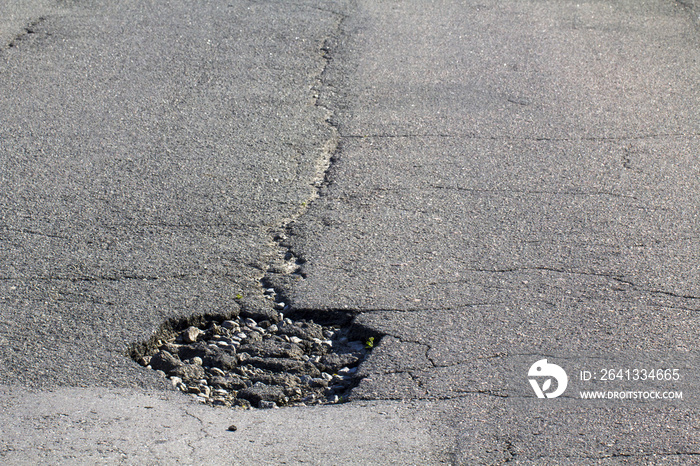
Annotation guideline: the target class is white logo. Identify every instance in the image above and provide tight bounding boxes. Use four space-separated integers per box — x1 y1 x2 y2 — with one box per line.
528 359 568 398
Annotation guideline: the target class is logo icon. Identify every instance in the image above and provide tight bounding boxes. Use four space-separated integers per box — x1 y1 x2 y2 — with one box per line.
528 359 568 398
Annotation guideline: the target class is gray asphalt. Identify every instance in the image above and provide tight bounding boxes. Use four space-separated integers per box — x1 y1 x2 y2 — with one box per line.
1 0 341 389
283 0 700 462
1 0 699 464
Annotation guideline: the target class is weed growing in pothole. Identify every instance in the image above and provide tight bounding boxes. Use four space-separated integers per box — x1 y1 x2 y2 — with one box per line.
134 311 378 409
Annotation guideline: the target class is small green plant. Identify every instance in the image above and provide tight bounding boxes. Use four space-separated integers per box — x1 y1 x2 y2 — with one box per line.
234 293 243 299
365 336 375 349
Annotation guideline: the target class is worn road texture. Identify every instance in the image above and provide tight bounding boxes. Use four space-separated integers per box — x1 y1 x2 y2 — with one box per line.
1 0 698 464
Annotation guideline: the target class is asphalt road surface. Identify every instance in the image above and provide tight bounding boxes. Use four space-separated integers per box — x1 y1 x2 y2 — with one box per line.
1 0 699 464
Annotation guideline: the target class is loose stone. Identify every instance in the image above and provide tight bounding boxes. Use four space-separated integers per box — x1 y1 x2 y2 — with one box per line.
310 378 328 388
135 312 377 409
149 350 183 373
210 367 226 377
222 320 238 329
170 364 206 380
170 376 183 388
182 326 204 344
258 320 271 329
238 382 287 406
198 385 211 397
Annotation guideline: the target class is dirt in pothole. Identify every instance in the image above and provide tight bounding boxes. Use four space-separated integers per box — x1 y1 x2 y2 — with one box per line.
133 311 378 409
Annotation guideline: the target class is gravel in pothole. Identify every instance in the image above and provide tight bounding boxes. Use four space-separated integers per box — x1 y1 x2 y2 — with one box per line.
136 313 375 409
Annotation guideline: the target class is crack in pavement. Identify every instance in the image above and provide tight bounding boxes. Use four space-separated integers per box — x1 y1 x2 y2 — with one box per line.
285 1 350 18
424 185 639 199
422 266 700 302
340 131 700 141
536 452 700 461
181 408 208 460
260 14 346 306
0 227 71 240
611 277 700 300
389 336 436 368
5 16 46 49
0 274 190 282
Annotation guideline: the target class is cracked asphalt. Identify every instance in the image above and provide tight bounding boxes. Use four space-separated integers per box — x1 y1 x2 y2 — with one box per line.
1 0 340 389
1 0 699 464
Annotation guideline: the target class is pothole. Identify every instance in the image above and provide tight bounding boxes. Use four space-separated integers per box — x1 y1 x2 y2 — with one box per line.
132 309 379 409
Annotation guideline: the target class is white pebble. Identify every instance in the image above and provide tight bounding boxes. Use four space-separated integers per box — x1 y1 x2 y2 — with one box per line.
169 376 183 387
221 320 238 329
210 367 225 377
182 326 204 344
